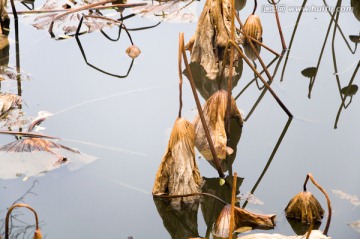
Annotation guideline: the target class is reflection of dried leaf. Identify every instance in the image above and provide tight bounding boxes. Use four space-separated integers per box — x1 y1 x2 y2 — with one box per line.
349 35 360 43
0 65 31 81
213 204 276 238
351 0 360 22
332 189 360 206
341 85 358 97
301 67 317 78
349 220 360 234
0 137 97 179
153 117 202 208
243 42 261 61
126 45 141 59
0 93 22 116
194 90 243 165
285 191 324 224
237 230 330 239
0 109 30 130
131 0 198 23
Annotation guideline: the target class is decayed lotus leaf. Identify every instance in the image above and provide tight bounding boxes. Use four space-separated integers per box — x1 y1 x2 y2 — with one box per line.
285 191 324 224
351 0 360 21
186 0 242 80
193 90 243 164
213 204 276 238
242 14 262 43
153 117 202 207
0 93 22 116
126 45 141 59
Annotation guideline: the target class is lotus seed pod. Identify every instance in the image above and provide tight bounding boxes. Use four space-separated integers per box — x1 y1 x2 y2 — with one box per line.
126 45 141 59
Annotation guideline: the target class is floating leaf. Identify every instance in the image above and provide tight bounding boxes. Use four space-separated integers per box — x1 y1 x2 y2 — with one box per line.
285 191 324 223
0 93 22 116
152 117 202 208
340 85 358 97
0 136 97 179
332 189 360 206
301 67 317 78
126 45 141 59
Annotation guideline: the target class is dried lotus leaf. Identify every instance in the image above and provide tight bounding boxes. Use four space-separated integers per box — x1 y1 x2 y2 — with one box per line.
193 90 243 165
153 117 202 207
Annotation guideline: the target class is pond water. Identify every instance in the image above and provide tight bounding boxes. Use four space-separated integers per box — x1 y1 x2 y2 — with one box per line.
0 0 359 238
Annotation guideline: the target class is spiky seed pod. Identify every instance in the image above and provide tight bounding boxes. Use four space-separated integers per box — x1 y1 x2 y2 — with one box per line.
126 45 141 59
193 90 243 164
285 191 325 224
152 118 202 207
242 14 263 43
351 0 360 21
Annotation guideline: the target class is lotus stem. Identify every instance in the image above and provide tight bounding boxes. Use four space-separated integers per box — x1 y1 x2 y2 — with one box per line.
179 32 225 178
9 0 17 19
303 173 332 236
5 204 40 239
228 40 293 117
229 172 237 239
252 0 257 15
271 0 286 49
238 29 280 57
178 33 183 118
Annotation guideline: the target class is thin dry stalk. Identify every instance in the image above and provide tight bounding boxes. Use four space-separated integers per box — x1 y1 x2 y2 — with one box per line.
270 0 286 49
180 32 225 178
178 33 183 118
229 172 237 239
228 40 293 117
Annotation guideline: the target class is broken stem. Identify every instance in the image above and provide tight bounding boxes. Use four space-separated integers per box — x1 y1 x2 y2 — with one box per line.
229 172 237 239
303 173 332 236
5 204 40 239
179 32 225 178
178 33 183 118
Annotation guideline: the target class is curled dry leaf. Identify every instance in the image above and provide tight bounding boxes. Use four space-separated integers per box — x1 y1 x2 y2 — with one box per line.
241 14 263 43
193 90 243 167
0 93 22 116
212 204 276 238
186 0 242 79
153 117 202 207
126 45 141 59
285 191 324 224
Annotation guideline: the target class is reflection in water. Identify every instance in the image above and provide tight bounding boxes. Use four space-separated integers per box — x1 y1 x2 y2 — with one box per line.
0 180 44 238
153 197 200 239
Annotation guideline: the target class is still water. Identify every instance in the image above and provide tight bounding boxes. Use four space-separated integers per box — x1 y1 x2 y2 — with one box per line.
0 0 359 238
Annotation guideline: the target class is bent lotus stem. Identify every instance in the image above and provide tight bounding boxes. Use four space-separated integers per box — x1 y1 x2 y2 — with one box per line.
179 32 225 178
271 0 286 49
238 29 280 57
5 204 41 239
252 0 257 15
303 173 332 236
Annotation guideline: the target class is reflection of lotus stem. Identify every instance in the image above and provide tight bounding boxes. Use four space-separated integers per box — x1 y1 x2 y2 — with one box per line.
178 33 183 118
180 32 225 178
303 173 332 236
154 192 227 205
229 173 237 239
5 204 40 239
228 40 293 117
